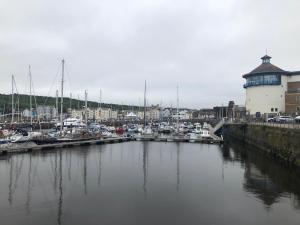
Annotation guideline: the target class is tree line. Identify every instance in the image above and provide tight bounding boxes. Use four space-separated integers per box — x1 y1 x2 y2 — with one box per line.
0 94 142 114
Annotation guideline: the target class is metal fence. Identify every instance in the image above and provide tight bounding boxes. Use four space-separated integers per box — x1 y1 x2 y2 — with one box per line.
247 121 300 129
226 119 300 129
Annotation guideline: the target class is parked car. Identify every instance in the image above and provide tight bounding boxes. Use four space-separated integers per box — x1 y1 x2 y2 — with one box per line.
267 117 276 122
295 116 300 123
275 116 294 123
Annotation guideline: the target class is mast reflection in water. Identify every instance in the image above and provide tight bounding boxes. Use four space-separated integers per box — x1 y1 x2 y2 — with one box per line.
0 142 299 225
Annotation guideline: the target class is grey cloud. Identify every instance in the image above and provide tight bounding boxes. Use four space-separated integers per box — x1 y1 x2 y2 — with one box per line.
0 0 299 108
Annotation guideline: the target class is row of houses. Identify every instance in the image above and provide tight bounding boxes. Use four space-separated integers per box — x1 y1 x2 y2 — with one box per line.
17 101 245 122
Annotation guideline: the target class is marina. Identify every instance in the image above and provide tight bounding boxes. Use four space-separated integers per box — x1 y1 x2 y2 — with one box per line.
1 0 300 224
0 133 224 155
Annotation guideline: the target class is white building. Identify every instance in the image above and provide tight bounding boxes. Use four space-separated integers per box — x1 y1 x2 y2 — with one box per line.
172 110 191 120
148 107 160 120
36 106 56 120
70 107 118 121
243 55 300 116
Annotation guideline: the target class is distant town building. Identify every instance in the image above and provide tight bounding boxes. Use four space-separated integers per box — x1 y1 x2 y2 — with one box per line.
243 55 300 116
193 109 215 119
147 105 160 120
213 101 246 119
36 106 56 121
22 109 31 118
172 110 192 120
161 108 172 119
213 106 228 119
70 107 118 121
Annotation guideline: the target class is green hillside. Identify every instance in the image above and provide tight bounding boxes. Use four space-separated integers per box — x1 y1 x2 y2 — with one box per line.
0 93 142 114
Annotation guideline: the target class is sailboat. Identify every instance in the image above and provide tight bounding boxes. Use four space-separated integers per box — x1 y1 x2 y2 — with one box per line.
138 81 154 141
172 85 186 141
8 74 37 144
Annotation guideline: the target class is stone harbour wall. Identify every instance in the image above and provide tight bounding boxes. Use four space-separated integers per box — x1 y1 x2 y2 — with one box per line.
223 123 300 167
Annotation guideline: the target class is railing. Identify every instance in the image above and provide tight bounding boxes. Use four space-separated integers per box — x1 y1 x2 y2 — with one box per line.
247 121 300 129
226 119 300 129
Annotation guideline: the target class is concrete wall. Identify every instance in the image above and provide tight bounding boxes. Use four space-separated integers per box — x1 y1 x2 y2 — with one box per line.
224 124 300 167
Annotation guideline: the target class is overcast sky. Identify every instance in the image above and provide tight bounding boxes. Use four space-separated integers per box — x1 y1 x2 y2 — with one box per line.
0 0 299 109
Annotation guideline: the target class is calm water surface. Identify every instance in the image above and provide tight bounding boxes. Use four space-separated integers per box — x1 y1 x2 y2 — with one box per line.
0 142 299 225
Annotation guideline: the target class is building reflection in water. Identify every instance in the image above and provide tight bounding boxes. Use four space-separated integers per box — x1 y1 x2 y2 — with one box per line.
220 143 300 209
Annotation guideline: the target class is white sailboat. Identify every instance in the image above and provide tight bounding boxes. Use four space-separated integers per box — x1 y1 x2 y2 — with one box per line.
139 80 154 140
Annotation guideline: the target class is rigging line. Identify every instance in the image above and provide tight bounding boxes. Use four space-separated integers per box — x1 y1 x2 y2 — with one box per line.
12 77 21 116
12 76 19 94
31 78 42 127
42 63 61 107
64 63 73 97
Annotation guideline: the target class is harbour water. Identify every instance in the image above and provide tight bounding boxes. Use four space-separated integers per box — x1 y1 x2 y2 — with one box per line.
0 142 299 225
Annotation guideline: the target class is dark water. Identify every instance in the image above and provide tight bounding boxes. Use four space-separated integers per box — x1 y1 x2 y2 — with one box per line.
0 142 300 225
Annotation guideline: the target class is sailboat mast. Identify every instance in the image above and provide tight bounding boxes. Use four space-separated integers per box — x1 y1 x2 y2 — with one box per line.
100 89 102 110
60 59 65 133
69 93 72 110
85 90 88 129
56 90 59 118
29 66 33 127
11 75 14 125
143 80 147 128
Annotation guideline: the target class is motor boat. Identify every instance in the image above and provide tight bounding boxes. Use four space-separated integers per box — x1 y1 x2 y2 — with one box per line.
158 122 172 134
137 126 155 141
56 118 86 129
194 123 201 134
200 128 211 139
127 124 139 133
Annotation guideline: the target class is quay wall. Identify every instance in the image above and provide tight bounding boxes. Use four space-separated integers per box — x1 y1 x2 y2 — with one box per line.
223 123 300 167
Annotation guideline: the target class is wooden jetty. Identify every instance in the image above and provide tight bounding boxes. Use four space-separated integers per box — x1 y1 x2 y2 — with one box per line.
135 135 223 144
138 137 223 144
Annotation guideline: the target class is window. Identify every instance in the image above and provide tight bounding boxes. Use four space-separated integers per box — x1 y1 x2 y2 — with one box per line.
275 108 278 112
271 108 274 112
244 74 281 88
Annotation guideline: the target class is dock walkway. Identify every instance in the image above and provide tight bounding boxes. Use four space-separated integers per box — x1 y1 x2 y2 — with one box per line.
0 135 224 155
0 137 132 154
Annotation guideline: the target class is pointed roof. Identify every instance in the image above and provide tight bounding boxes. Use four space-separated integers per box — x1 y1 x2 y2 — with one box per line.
243 55 287 78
